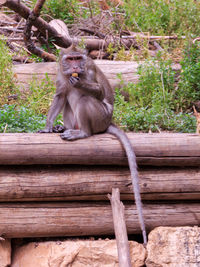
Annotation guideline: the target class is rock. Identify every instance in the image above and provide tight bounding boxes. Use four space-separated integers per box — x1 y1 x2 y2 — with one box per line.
146 226 200 267
12 239 146 267
0 239 11 267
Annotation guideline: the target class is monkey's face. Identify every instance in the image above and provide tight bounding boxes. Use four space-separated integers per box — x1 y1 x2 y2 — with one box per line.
61 52 87 77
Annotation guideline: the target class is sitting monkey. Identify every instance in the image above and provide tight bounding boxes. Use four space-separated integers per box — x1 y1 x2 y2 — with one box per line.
39 44 147 244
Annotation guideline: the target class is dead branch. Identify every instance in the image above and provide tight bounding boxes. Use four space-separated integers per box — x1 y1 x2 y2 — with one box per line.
0 0 72 49
108 188 132 267
0 26 23 32
121 34 186 40
23 0 56 61
79 27 106 39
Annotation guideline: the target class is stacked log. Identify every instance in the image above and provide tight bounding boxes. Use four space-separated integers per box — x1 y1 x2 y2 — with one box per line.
0 133 200 238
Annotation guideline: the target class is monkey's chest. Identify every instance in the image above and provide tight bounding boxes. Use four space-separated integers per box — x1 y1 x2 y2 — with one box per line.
67 90 83 110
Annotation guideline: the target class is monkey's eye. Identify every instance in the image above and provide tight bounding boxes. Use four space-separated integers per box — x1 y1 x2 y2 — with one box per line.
65 56 83 61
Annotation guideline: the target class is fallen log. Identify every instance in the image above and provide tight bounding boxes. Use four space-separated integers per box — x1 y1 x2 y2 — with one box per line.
0 202 199 238
13 61 140 89
0 165 200 201
0 133 200 166
13 61 181 89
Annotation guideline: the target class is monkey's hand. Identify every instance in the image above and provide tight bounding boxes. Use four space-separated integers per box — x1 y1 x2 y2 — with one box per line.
69 75 80 86
69 75 103 100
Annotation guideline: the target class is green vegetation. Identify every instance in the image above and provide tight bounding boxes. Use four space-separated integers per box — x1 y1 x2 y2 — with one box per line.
0 40 18 107
41 0 100 24
113 43 200 132
176 43 200 110
21 74 56 115
124 0 200 36
0 40 56 132
0 105 46 133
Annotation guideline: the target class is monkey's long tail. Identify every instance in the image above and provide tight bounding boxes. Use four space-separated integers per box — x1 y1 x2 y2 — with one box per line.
107 124 147 245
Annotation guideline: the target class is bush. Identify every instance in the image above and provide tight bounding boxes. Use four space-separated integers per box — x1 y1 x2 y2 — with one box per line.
113 45 199 133
0 105 46 133
175 42 200 110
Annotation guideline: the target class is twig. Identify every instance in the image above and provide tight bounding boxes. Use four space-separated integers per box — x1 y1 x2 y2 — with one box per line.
79 27 105 39
0 26 23 32
0 20 17 25
122 34 186 40
0 37 36 41
193 37 200 44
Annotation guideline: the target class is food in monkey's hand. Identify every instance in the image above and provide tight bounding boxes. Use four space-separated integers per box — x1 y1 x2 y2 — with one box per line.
72 73 78 77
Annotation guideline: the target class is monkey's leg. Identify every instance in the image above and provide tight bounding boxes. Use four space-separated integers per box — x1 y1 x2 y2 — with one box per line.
60 103 87 140
60 97 111 141
63 103 77 129
60 100 90 140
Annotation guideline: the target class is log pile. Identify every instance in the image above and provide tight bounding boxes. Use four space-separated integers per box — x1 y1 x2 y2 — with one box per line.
0 132 200 238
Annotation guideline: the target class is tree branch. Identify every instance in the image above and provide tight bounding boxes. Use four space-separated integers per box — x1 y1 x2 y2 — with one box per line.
23 0 56 61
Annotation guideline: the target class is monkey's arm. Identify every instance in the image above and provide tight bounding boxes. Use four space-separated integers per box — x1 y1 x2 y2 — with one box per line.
39 81 66 132
46 93 66 131
70 76 104 100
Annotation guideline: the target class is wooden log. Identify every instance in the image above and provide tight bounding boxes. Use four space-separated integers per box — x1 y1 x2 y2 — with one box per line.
13 61 181 88
13 61 140 89
0 202 199 238
0 133 200 166
1 165 200 202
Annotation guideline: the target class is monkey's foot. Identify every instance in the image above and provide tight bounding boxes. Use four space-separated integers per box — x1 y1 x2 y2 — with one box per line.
60 129 88 141
52 125 65 133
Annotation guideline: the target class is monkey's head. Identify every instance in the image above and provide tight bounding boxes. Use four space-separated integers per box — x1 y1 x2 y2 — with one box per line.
60 45 87 77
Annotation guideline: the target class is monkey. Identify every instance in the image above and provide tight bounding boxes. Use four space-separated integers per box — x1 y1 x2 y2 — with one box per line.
39 44 147 245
